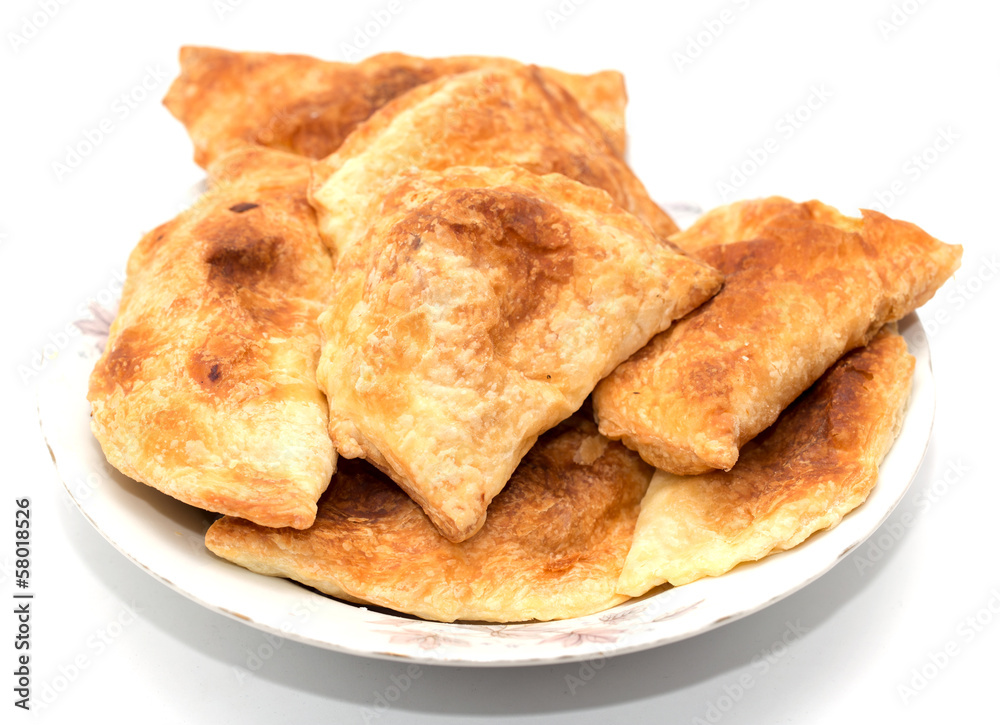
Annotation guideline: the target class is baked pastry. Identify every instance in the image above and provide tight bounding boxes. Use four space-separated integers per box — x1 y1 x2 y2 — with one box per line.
88 147 335 529
206 416 652 623
317 165 723 542
310 65 677 260
593 198 961 475
616 326 914 593
163 46 629 167
667 196 857 254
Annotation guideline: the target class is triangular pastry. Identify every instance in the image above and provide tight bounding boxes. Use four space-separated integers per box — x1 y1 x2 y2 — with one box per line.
593 197 961 475
163 46 629 167
316 165 723 541
88 147 335 529
617 326 914 593
206 416 652 623
309 65 677 259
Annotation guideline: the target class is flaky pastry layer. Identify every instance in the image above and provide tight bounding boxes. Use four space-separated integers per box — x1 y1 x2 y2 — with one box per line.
617 326 915 594
163 46 629 167
594 197 961 474
316 165 722 541
310 65 676 260
88 147 335 529
207 416 652 623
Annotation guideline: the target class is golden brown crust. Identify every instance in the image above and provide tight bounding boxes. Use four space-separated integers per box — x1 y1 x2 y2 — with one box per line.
309 65 676 260
593 197 961 475
617 327 915 593
206 416 652 623
316 165 722 542
668 196 861 253
87 147 336 529
163 47 629 168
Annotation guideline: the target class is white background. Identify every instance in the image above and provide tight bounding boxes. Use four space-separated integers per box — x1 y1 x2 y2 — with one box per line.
2 0 998 723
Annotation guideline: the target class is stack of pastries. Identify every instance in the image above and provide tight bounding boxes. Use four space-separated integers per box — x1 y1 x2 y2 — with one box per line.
87 47 962 623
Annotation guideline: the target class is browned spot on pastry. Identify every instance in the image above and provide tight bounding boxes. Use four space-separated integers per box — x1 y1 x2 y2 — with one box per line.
475 419 650 561
203 231 282 288
393 188 573 356
186 334 257 392
187 354 223 389
277 96 357 159
544 555 582 573
134 219 178 262
844 364 875 381
266 66 439 161
90 324 152 396
228 202 259 213
364 64 438 107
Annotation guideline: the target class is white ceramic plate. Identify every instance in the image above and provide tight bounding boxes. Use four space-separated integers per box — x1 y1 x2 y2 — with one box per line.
38 307 934 667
